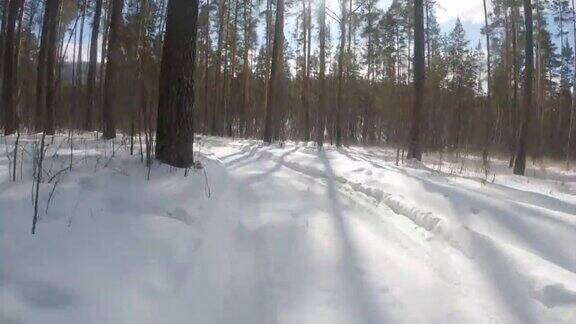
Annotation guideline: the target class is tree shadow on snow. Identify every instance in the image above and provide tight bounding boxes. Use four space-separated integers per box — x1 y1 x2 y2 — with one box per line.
318 149 393 324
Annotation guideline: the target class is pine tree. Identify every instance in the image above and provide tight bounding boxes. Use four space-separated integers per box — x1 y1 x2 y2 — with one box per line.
155 0 199 167
263 0 284 143
407 0 424 160
1 0 23 135
317 0 327 147
514 0 534 175
85 0 104 131
103 0 125 139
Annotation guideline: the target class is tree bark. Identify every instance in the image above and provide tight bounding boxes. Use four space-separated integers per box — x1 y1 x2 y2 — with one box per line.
203 0 211 134
226 0 239 137
482 0 492 168
1 0 22 135
513 0 533 175
241 0 250 136
0 0 10 81
335 0 346 147
44 0 61 135
85 0 102 131
316 0 326 147
103 0 124 139
212 0 226 135
407 0 424 160
155 0 198 168
568 0 576 167
263 0 284 143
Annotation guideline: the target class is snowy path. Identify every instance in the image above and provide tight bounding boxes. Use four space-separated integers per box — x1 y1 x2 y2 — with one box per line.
201 138 576 324
1 135 575 323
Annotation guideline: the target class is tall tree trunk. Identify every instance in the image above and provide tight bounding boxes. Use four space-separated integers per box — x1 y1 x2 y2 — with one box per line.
301 0 309 141
535 0 544 158
305 0 311 140
568 0 576 167
77 0 87 87
482 0 492 168
0 0 10 81
212 0 226 135
335 0 346 147
241 0 250 136
203 0 211 134
1 0 22 135
407 0 424 160
99 0 111 118
19 0 37 127
425 0 430 70
513 0 533 175
155 0 198 167
85 0 103 131
45 0 61 135
103 0 124 139
221 1 231 136
262 0 272 130
510 7 519 166
262 0 284 143
316 0 326 147
226 0 238 137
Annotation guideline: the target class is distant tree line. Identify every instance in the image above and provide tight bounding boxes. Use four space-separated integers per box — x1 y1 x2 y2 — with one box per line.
0 0 574 174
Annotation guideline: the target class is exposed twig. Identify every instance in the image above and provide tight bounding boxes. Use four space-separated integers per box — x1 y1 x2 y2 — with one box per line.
32 133 47 235
45 177 61 214
203 167 211 198
12 132 20 182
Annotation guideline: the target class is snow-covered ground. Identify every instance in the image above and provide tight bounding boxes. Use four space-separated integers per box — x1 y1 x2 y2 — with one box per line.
1 134 575 324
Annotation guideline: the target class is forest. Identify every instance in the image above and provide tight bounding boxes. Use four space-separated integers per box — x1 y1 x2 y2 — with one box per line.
0 0 575 171
1 0 576 323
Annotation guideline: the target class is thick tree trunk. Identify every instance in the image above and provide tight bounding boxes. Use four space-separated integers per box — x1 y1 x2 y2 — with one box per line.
44 0 60 135
407 0 424 160
103 0 123 139
0 0 9 81
85 0 103 131
1 0 22 135
262 0 284 143
155 0 198 168
513 0 533 175
212 0 226 135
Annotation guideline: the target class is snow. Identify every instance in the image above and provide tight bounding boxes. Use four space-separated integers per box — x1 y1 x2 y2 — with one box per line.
1 133 575 324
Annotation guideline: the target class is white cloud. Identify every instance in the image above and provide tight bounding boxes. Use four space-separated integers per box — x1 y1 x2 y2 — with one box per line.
435 0 486 24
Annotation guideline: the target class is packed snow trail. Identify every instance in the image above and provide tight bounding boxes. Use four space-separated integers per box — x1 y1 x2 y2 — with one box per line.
1 134 575 323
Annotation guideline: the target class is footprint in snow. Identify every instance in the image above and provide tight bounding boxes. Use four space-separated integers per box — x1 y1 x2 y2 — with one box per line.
535 284 576 308
166 208 194 226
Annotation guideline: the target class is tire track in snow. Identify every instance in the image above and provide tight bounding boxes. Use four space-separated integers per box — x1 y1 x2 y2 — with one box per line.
257 147 573 323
